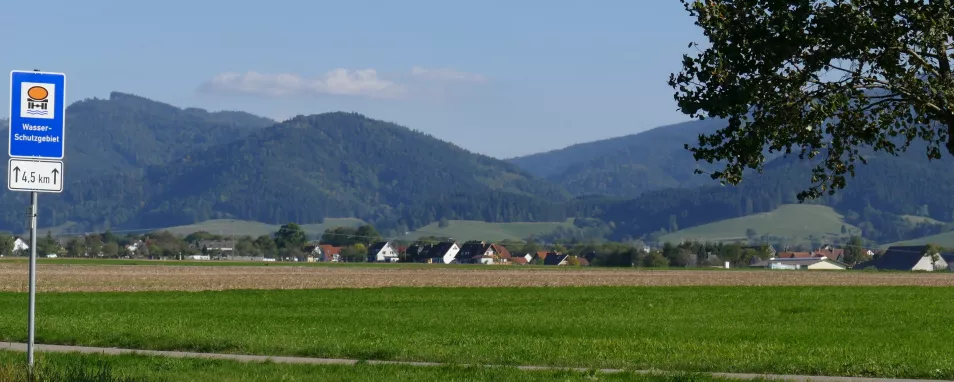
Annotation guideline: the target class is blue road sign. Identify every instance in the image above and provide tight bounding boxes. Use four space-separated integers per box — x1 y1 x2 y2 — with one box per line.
8 71 66 160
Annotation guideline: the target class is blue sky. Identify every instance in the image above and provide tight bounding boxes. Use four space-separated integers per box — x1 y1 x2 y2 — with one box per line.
2 0 703 158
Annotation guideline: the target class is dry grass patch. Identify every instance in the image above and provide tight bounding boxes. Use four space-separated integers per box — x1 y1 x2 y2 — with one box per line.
1 263 953 292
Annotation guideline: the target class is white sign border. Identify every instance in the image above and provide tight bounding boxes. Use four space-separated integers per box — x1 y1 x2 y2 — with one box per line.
8 157 64 193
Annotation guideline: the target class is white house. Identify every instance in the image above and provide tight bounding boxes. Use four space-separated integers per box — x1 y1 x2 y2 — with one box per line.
126 240 143 253
434 242 461 264
367 241 399 262
455 242 510 264
13 237 29 252
187 254 211 261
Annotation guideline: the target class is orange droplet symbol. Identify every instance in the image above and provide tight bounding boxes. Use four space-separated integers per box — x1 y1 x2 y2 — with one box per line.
27 86 48 100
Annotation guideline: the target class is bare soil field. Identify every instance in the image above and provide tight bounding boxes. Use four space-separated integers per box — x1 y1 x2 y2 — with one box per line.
1 263 954 292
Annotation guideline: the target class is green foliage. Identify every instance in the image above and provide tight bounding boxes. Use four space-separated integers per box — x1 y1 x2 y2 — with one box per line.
66 237 85 257
320 225 382 247
253 235 278 259
841 236 865 266
642 252 670 267
274 223 307 250
0 234 14 257
36 231 59 256
341 244 367 262
509 119 727 194
0 359 144 382
670 0 954 201
404 219 578 243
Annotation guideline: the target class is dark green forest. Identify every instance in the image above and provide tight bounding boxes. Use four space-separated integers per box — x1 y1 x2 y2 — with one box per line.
2 93 952 245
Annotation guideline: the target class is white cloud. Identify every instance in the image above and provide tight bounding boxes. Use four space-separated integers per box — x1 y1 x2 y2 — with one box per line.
410 66 486 83
199 66 487 100
199 69 406 99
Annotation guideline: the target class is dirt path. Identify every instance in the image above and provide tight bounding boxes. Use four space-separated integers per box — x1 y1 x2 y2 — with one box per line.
0 342 949 382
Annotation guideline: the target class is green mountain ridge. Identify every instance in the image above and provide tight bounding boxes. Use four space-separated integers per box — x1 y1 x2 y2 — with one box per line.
0 96 571 233
3 92 274 180
128 112 570 227
1 91 951 248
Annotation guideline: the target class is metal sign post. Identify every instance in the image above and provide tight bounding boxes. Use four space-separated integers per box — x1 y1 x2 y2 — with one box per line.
27 192 37 368
9 69 67 370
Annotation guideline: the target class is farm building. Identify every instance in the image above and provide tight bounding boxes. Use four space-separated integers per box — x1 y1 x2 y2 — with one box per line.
853 245 948 271
750 257 848 270
543 253 569 266
194 240 236 255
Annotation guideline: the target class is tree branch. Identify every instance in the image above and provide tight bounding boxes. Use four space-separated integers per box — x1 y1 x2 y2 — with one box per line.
899 47 940 77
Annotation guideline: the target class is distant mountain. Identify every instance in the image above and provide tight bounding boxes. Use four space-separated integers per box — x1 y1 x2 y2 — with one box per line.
5 91 951 247
1 108 569 233
2 92 275 181
509 119 732 198
127 112 569 227
508 119 716 177
592 147 954 244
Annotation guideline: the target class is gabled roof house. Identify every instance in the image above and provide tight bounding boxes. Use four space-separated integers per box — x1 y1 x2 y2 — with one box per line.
853 245 948 271
367 241 399 263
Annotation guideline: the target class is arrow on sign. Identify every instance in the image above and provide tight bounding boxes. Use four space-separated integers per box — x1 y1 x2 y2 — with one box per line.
13 167 20 181
51 168 59 184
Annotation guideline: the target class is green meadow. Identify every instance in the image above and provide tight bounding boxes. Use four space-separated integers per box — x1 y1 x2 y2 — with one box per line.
0 287 951 379
660 204 860 244
0 351 741 382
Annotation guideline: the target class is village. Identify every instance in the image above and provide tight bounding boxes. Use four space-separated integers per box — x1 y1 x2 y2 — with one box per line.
5 230 951 272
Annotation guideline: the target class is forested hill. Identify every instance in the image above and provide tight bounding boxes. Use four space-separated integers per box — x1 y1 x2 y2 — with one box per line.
0 108 570 232
2 92 275 181
508 119 715 177
5 91 953 245
591 147 954 244
128 112 570 227
508 119 731 198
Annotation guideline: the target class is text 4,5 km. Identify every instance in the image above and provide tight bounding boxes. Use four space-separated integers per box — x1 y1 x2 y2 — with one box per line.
8 158 63 193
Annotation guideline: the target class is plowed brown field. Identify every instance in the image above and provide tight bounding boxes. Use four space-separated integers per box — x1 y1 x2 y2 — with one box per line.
1 263 953 292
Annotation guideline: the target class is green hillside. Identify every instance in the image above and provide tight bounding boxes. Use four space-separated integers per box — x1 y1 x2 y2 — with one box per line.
884 232 954 248
509 119 726 195
405 219 576 242
0 103 572 233
658 204 860 244
901 215 945 225
7 92 274 180
158 218 365 239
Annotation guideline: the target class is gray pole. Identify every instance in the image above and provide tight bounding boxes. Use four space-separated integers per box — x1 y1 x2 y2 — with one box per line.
27 190 37 368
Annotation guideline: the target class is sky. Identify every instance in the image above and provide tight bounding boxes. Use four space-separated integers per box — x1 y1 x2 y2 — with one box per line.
2 0 704 159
